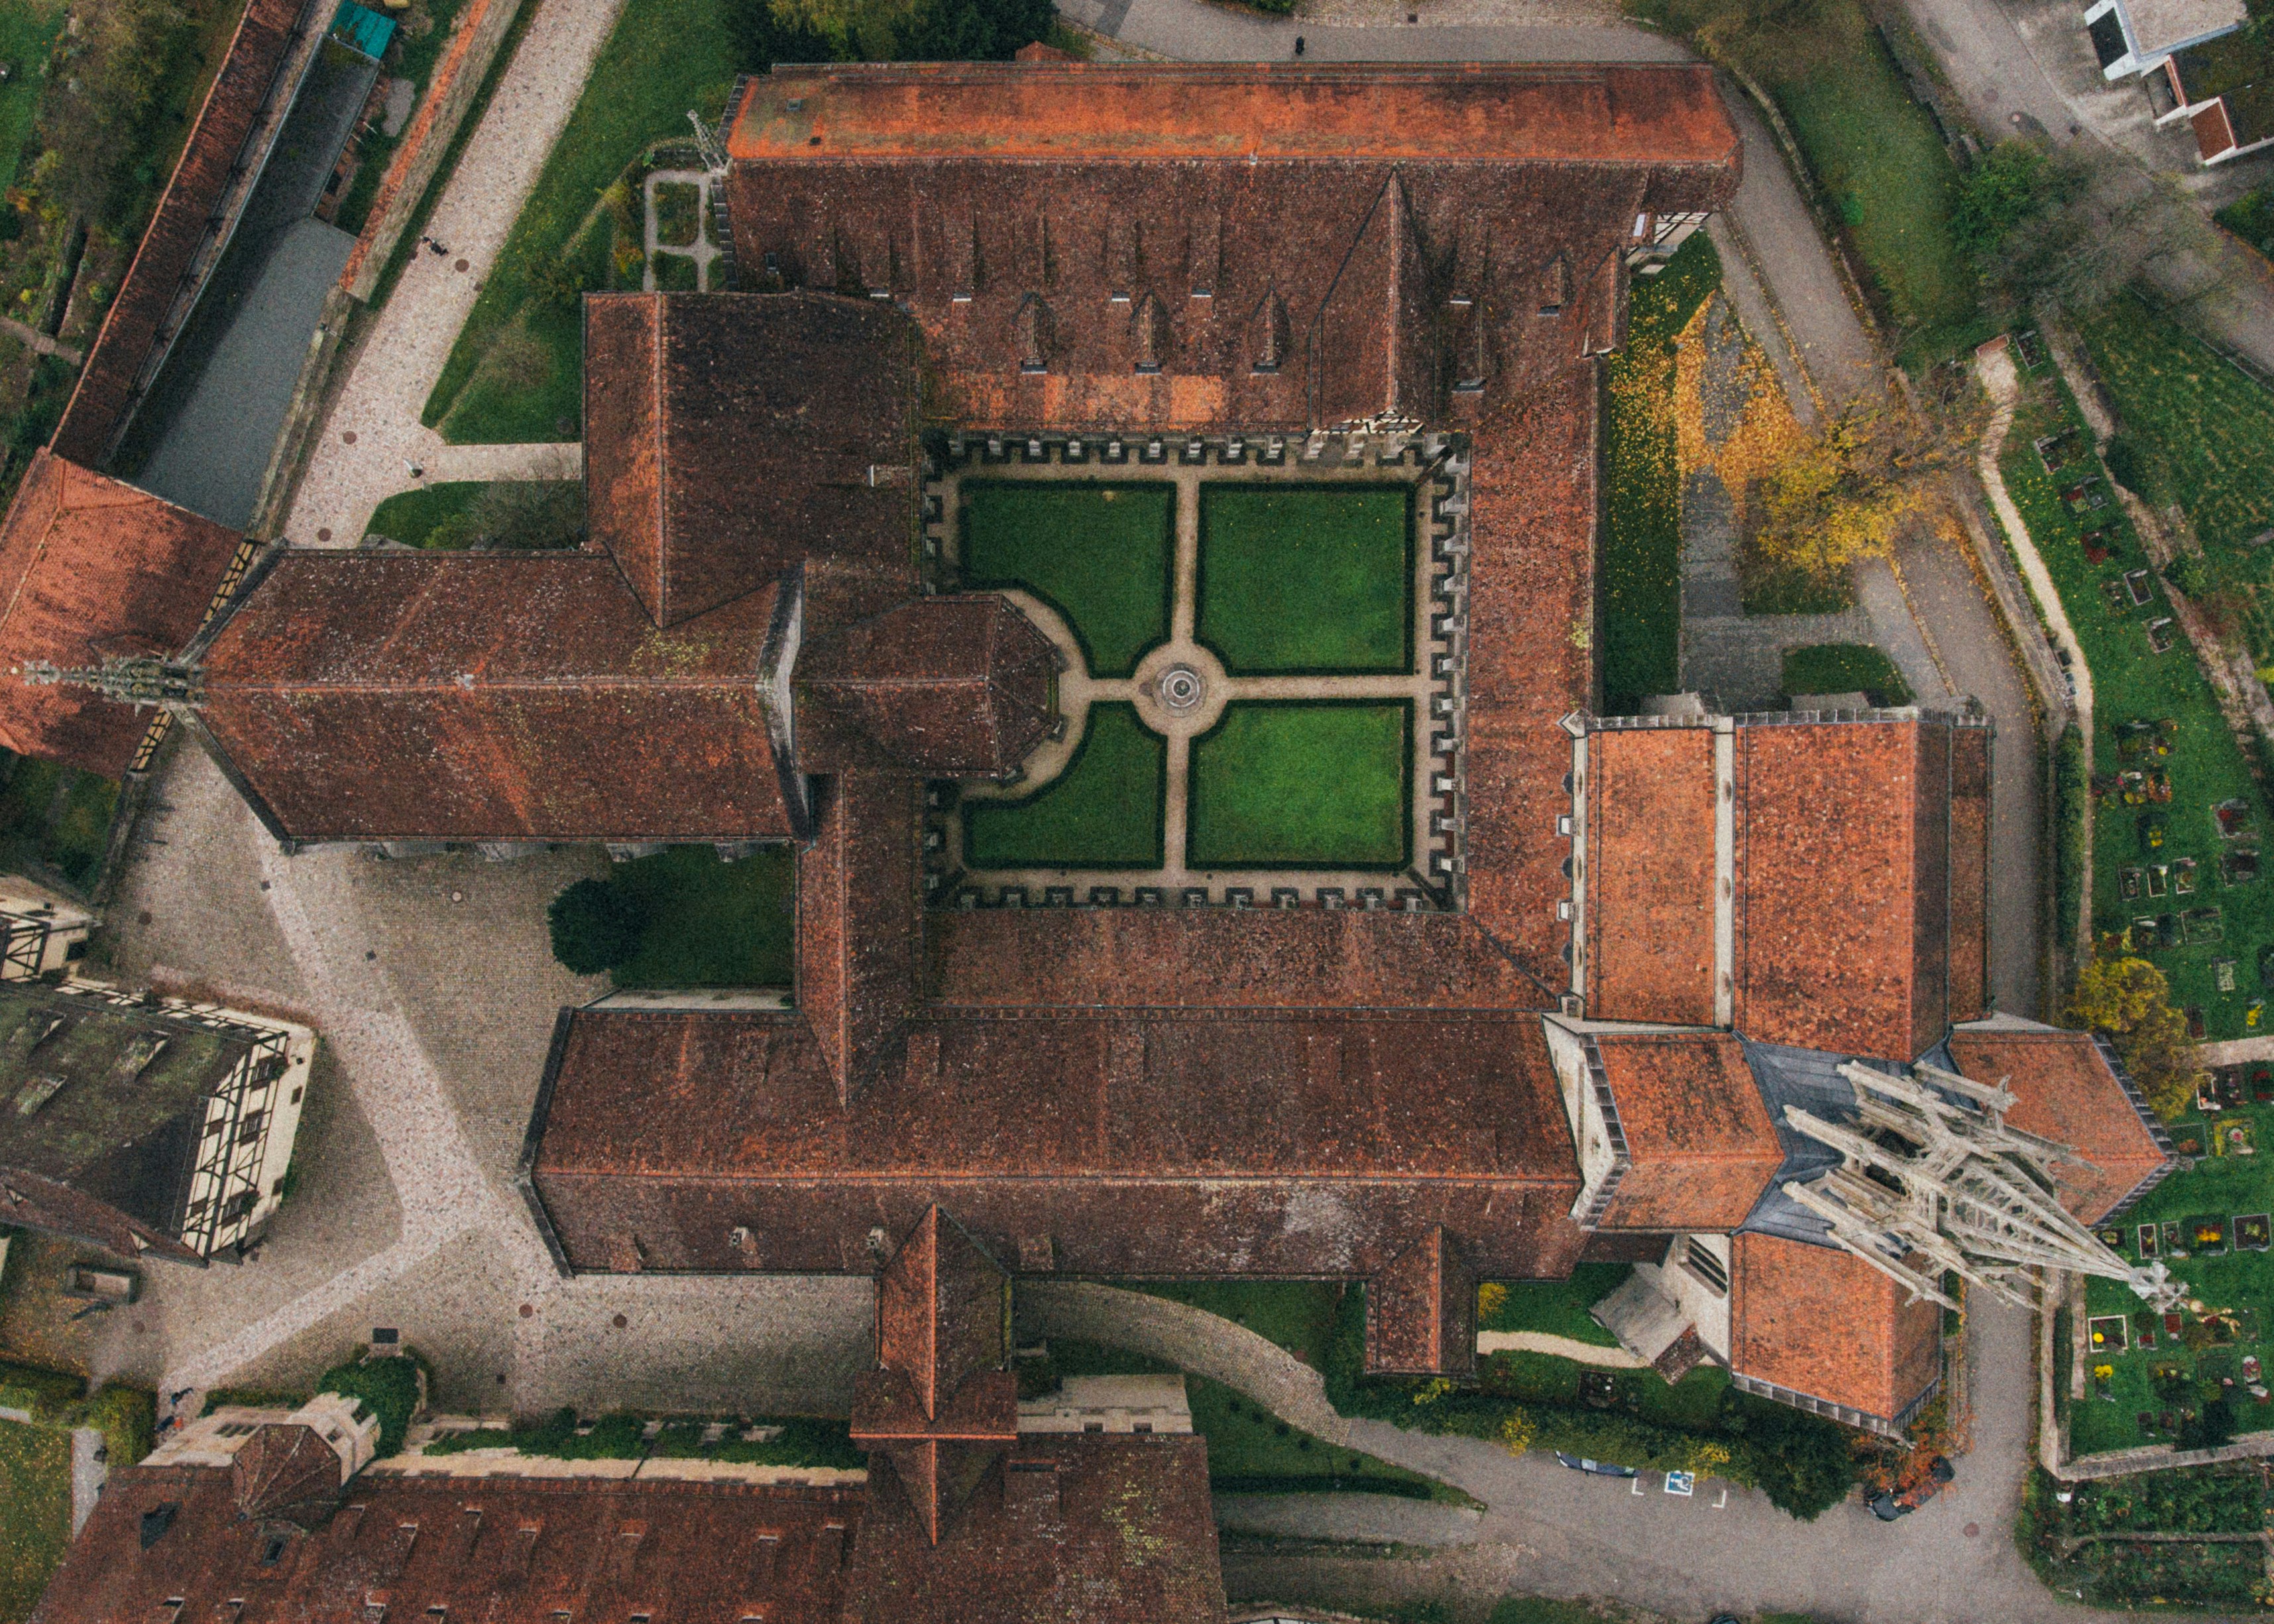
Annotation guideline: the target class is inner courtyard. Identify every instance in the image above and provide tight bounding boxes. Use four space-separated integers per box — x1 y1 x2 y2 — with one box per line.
925 429 1472 908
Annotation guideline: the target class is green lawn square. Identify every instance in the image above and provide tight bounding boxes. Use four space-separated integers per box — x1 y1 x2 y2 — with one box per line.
964 704 1165 870
0 1418 70 1623
960 483 1174 678
609 845 793 988
1196 485 1414 675
1188 702 1409 870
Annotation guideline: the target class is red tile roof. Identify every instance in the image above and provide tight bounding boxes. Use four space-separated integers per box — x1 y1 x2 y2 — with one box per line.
1584 726 1718 1024
527 1009 1584 1281
797 595 1058 777
1947 726 1991 1023
583 292 921 627
196 552 799 841
798 773 920 1102
1591 1031 1782 1230
1729 1231 1943 1426
1363 1226 1475 1376
730 63 1742 168
0 451 245 774
2193 99 2240 160
32 1466 869 1624
1733 719 1953 1060
1948 1028 2171 1224
50 0 306 465
841 1435 1227 1624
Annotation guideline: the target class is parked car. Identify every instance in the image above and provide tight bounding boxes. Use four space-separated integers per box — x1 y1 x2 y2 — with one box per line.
1553 1451 1638 1478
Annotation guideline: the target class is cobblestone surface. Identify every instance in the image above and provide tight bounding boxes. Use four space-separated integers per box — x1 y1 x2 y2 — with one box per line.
282 0 628 549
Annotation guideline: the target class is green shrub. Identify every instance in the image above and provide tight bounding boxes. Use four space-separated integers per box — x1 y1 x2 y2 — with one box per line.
78 1383 152 1467
316 1353 424 1458
2100 434 2146 495
548 877 652 974
0 1359 86 1421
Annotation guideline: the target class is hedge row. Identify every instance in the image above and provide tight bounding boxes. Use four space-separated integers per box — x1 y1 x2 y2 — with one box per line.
0 1358 153 1468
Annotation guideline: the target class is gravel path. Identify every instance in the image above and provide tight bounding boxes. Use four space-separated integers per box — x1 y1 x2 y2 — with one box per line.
282 0 628 549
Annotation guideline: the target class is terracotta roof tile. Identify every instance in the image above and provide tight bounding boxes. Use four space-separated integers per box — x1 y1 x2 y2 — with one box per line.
1948 1029 2171 1224
1584 725 1718 1024
197 552 797 841
842 1435 1227 1624
1364 1226 1475 1376
0 452 245 773
32 1467 870 1624
1947 726 1990 1023
797 773 919 1101
50 0 306 465
1729 1231 1943 1425
583 292 921 627
1591 1031 1782 1230
1733 720 1951 1060
796 595 1058 777
730 63 1742 168
528 1009 1583 1279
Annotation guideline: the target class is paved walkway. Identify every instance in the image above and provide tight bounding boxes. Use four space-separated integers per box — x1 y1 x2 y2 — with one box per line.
282 0 628 547
1896 0 2274 378
64 745 872 1421
644 170 722 292
0 314 82 366
68 1427 104 1537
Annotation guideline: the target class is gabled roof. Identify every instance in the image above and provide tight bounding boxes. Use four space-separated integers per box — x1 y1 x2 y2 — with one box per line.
195 552 799 842
583 292 921 628
0 451 245 774
229 1425 341 1529
1729 1230 1943 1428
1948 1026 2173 1224
1363 1226 1475 1376
796 595 1058 779
853 1207 1016 1544
840 1435 1229 1624
0 982 264 1258
796 772 919 1103
1583 726 1719 1025
1590 1030 1784 1231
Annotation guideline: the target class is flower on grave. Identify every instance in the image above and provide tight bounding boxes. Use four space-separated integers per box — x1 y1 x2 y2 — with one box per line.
2095 1364 2114 1381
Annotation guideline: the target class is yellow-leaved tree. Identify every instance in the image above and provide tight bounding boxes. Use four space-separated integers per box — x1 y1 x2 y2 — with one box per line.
1748 404 1939 584
2068 955 2198 1120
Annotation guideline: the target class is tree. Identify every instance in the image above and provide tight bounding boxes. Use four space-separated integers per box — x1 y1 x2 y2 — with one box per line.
2069 955 2198 1120
1957 141 2206 314
1748 402 1937 583
548 878 650 975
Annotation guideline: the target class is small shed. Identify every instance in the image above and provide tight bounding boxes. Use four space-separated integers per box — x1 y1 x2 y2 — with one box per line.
331 1 398 62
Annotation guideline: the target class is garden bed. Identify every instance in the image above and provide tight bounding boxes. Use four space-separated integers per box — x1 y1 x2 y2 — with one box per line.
1195 485 1412 675
421 0 742 442
958 481 1174 677
1781 641 1913 706
2075 1082 2274 1455
2020 1465 2269 1609
961 704 1166 871
1186 702 1409 870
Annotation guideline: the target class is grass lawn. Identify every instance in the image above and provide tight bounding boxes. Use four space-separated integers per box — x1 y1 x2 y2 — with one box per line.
651 250 699 292
0 1417 70 1624
1601 233 1721 710
1754 0 1978 352
1477 1264 1630 1348
1126 1281 1343 1368
0 0 68 201
1782 641 1913 705
435 218 614 443
607 845 794 987
422 0 740 442
1996 349 2274 1042
653 181 701 247
2078 294 2274 570
365 480 483 546
1195 485 1412 675
963 704 1165 869
959 482 1174 677
1188 702 1408 871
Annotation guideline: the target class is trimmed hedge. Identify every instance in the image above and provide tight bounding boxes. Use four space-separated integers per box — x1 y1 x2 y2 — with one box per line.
0 1360 153 1469
2053 723 2087 946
